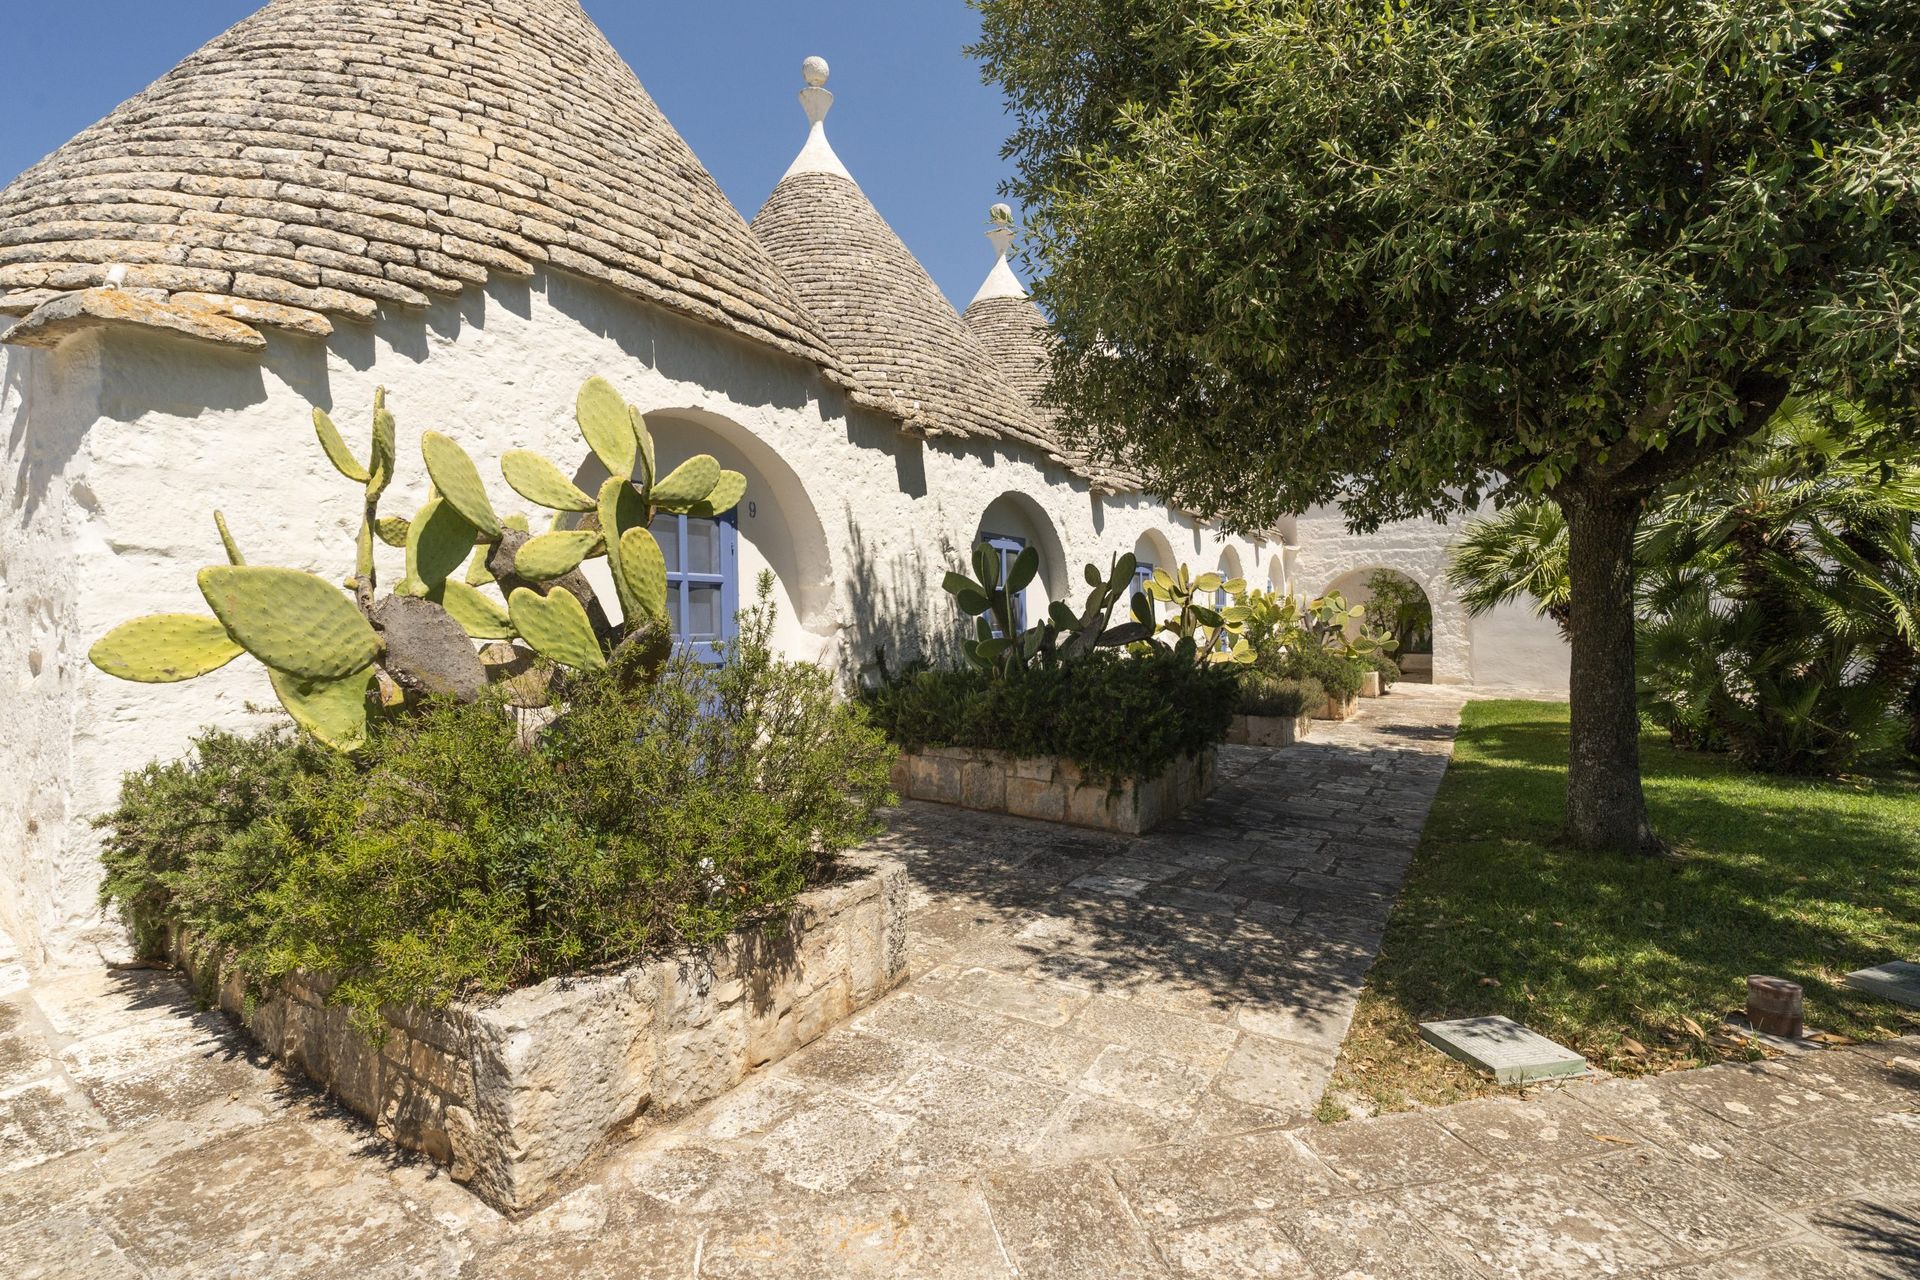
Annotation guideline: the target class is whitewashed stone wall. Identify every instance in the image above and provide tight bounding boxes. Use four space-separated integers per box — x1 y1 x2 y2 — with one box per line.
1293 504 1571 693
0 268 1564 968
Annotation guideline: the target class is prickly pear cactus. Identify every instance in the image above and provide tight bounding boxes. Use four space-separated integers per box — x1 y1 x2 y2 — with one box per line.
88 376 749 752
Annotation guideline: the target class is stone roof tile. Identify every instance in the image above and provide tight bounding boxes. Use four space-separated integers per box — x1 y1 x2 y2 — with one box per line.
0 0 883 402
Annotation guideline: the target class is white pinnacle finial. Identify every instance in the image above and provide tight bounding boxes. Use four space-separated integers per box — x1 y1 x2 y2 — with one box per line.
970 203 1028 305
784 55 852 181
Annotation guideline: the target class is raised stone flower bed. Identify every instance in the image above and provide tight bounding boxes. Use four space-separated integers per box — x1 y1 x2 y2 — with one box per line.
1360 670 1384 698
890 747 1214 834
1315 692 1360 721
173 855 907 1212
1225 712 1314 747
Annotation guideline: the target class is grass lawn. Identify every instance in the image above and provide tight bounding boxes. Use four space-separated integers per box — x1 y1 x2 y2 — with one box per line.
1328 698 1920 1116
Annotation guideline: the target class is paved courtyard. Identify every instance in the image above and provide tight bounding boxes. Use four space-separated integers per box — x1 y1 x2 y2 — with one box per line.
3 687 1917 1277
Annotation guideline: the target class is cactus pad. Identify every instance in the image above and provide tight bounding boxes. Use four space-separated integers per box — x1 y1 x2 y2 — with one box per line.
88 613 245 683
1006 546 1040 594
508 586 606 670
576 377 636 480
649 455 722 510
501 450 596 512
375 516 411 548
213 511 245 566
403 497 478 596
421 432 501 538
269 666 373 752
615 527 669 626
687 470 747 519
197 566 382 680
431 579 516 640
514 530 603 581
631 405 656 491
313 408 371 483
368 388 397 500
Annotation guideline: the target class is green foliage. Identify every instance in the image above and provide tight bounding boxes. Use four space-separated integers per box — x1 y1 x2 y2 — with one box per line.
1638 405 1920 773
1235 671 1323 719
943 545 1149 675
1267 641 1364 702
1368 650 1402 692
94 581 894 1031
974 0 1919 528
1452 403 1920 773
1140 564 1254 664
866 646 1235 783
94 727 332 959
1362 571 1433 657
1446 504 1573 636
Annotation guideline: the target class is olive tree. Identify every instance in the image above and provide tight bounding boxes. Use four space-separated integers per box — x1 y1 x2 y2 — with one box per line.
973 0 1920 851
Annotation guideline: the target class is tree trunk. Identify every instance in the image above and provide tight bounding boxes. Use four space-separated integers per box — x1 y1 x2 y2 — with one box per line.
1559 483 1662 853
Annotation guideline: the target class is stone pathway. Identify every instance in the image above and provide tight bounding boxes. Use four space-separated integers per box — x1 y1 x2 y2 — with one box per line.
3 687 1917 1278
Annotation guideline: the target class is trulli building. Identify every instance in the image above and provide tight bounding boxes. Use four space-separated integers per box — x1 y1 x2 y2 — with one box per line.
0 0 1567 968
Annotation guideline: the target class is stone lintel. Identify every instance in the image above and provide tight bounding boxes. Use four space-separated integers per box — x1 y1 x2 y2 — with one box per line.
1 287 267 352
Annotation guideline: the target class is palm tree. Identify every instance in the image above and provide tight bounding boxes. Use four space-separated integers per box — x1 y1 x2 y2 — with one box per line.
1448 401 1920 772
1445 502 1572 635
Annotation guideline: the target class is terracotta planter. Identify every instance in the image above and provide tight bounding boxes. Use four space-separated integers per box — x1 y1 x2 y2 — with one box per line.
891 747 1215 835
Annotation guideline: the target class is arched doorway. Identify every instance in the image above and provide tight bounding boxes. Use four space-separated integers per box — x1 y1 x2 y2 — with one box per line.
974 492 1069 634
1132 528 1179 617
1215 545 1245 606
1325 566 1435 681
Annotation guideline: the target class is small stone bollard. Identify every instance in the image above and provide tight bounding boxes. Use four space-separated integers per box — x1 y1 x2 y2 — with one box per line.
1747 975 1804 1038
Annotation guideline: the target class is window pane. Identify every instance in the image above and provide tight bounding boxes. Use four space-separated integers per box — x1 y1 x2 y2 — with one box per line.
685 517 719 575
687 584 721 638
665 586 682 635
649 513 681 574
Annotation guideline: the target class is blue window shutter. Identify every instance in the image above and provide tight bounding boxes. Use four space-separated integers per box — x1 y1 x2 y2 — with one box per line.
647 508 738 665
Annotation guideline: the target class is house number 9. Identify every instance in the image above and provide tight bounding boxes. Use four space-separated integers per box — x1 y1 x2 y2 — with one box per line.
747 501 757 519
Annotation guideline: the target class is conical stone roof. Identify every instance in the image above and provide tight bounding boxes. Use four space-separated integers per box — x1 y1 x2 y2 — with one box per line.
0 0 863 388
962 211 1142 494
750 62 1060 456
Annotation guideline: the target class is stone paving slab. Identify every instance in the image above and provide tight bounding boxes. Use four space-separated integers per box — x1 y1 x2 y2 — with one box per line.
3 688 1917 1277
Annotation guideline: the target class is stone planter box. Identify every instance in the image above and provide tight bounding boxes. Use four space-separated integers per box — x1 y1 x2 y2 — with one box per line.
1360 670 1384 698
890 746 1214 835
172 856 907 1213
1225 712 1314 747
1315 692 1360 721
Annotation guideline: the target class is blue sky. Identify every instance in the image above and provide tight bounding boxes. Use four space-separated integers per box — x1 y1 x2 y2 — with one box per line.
1 1 1023 310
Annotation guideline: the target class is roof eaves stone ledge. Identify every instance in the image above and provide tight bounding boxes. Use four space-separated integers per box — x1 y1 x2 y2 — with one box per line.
1 287 268 352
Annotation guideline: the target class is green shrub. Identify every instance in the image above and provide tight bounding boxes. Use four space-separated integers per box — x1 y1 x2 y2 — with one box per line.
96 727 332 960
1236 672 1324 718
866 647 1236 782
1369 650 1401 691
1268 643 1365 700
96 587 895 1032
